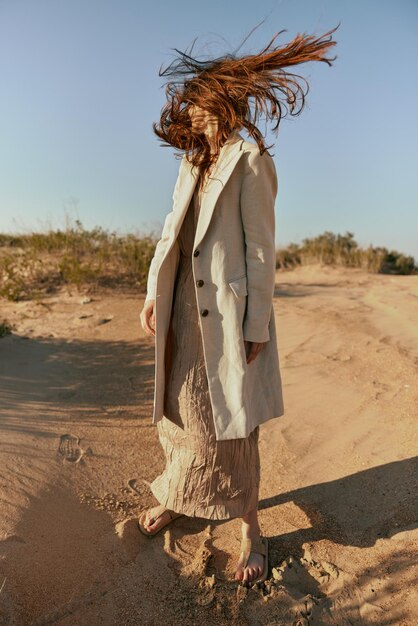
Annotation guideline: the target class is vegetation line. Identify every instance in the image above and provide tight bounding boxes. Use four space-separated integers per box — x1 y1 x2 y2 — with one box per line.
0 221 416 302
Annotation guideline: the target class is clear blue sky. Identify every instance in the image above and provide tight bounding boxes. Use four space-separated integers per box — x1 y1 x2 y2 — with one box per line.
1 0 417 259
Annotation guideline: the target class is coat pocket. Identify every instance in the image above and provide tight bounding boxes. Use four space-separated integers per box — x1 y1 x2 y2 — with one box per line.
228 273 248 297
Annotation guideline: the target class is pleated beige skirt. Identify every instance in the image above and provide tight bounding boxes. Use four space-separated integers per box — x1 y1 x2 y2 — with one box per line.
149 182 260 520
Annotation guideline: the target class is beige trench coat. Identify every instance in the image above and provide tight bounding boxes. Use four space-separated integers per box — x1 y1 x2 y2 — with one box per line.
145 129 285 441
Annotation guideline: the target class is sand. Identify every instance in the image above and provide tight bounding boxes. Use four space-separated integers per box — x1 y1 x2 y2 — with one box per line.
0 264 417 625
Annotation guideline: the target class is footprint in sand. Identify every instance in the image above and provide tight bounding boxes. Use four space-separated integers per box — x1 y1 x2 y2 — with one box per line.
266 548 372 625
97 316 114 325
127 478 152 495
272 555 323 597
57 434 84 463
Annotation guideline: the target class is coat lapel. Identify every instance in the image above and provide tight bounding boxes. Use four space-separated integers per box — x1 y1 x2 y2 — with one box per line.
171 129 245 249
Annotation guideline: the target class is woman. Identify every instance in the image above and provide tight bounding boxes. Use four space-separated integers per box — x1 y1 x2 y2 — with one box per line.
139 24 338 585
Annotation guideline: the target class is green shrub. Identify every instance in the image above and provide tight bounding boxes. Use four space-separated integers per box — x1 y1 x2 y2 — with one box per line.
0 321 12 337
276 231 417 275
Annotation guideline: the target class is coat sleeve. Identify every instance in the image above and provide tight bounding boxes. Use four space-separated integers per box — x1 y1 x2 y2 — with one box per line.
145 210 175 302
240 147 278 343
145 161 183 302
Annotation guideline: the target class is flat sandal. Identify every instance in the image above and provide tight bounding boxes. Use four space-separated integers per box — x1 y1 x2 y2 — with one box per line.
239 535 269 585
138 504 184 536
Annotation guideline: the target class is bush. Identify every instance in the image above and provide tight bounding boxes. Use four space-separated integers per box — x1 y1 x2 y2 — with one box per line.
276 231 417 275
0 219 159 301
0 321 12 337
1 222 416 303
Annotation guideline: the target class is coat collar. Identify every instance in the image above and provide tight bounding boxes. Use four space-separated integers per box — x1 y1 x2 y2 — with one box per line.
223 128 245 147
174 129 246 249
181 128 244 169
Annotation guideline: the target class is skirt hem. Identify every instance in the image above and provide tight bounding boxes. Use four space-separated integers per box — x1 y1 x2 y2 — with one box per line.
149 482 260 521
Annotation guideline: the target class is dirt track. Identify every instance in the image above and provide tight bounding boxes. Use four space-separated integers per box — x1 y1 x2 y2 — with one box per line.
0 264 417 625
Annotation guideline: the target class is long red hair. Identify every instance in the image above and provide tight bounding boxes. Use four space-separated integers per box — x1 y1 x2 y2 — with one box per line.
153 23 339 184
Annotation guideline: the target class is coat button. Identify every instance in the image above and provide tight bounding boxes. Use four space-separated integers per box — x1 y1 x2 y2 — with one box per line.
196 279 204 287
200 308 209 317
193 249 200 256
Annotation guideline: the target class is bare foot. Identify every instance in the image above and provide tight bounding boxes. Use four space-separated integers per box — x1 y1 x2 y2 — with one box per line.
234 537 265 584
142 506 176 533
234 512 265 584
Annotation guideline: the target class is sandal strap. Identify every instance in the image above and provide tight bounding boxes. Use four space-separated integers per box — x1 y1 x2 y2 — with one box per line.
240 536 267 569
168 511 183 520
148 505 181 523
147 504 167 523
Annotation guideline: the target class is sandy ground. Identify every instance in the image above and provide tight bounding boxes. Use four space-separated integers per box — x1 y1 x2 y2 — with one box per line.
0 263 417 626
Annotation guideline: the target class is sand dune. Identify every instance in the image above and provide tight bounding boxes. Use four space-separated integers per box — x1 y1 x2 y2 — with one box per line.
0 264 417 625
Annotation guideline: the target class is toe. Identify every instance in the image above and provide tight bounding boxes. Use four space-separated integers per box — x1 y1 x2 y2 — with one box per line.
235 567 243 581
148 515 161 530
142 510 158 530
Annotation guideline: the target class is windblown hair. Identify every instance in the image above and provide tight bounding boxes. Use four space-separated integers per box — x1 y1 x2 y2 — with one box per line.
153 23 339 185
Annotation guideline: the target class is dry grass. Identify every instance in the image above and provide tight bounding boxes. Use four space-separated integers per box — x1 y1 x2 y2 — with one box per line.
0 219 157 301
0 223 416 303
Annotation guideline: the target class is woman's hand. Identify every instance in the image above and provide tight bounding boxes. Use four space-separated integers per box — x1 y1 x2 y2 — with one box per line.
244 340 266 364
140 299 156 336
